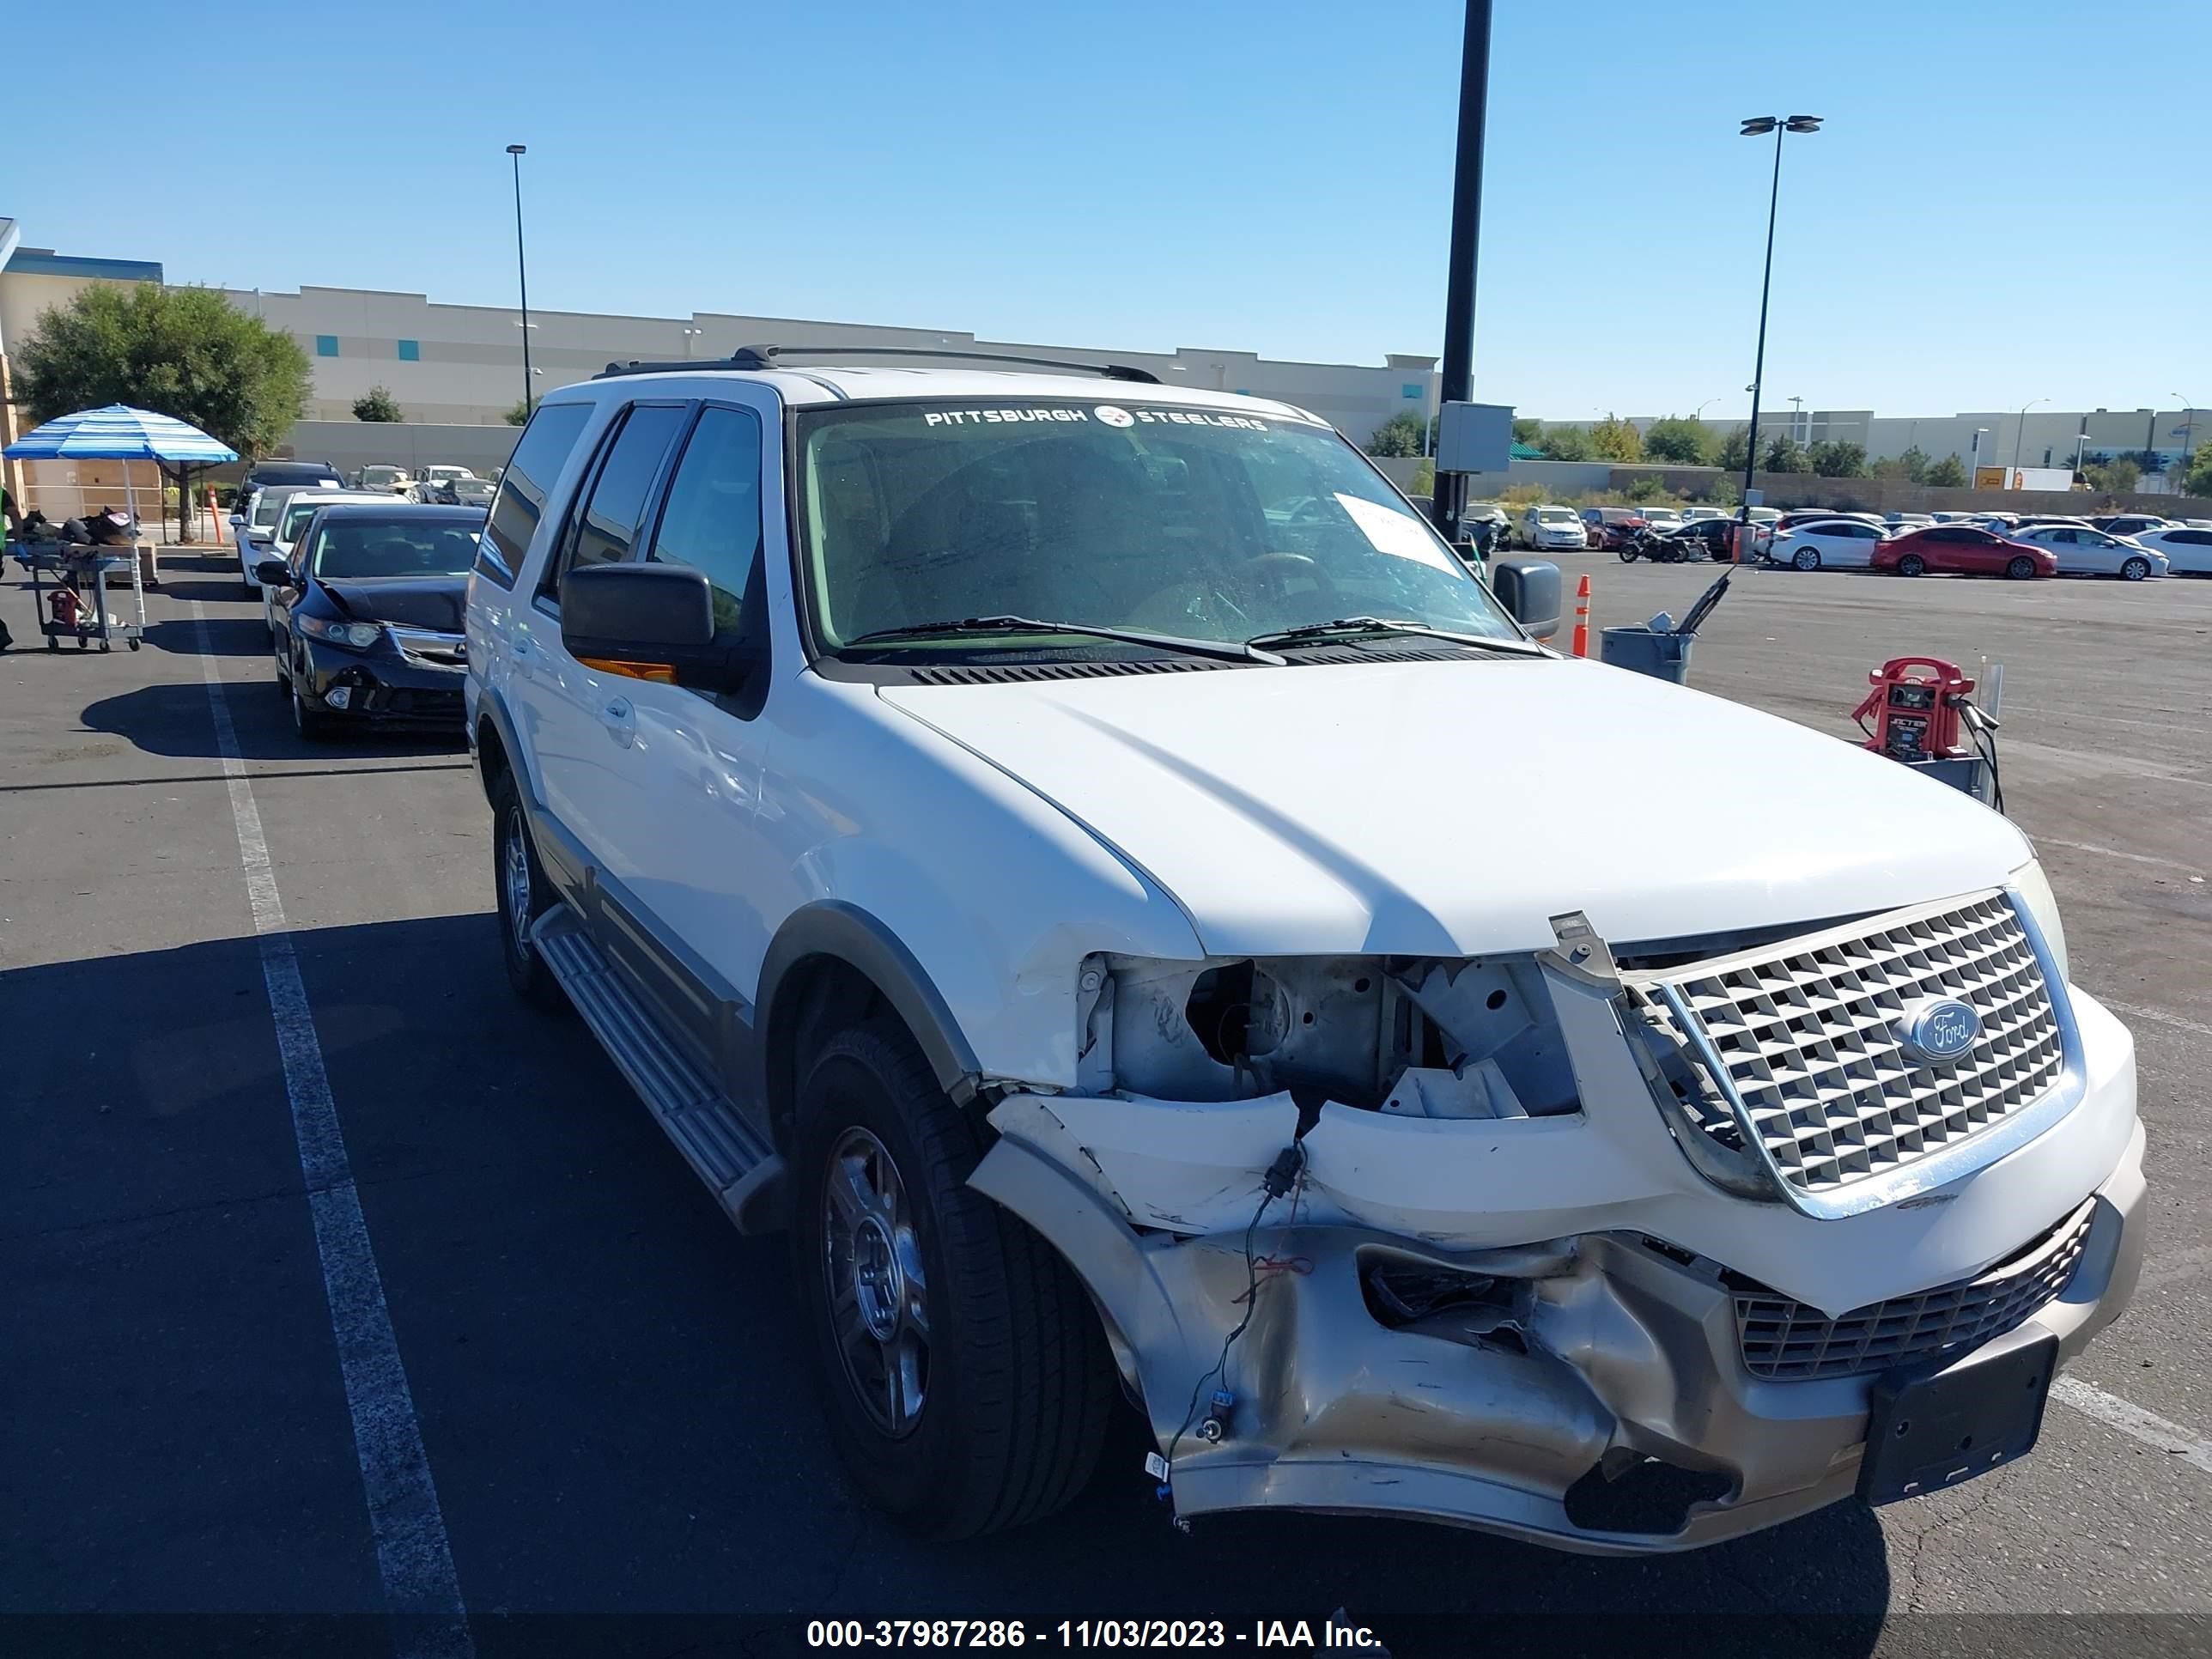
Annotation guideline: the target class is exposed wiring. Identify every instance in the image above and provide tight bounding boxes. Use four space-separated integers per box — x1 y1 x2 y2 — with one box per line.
1160 1144 1306 1486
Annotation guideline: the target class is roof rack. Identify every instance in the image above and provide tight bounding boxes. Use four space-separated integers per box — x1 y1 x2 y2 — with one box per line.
597 343 1161 384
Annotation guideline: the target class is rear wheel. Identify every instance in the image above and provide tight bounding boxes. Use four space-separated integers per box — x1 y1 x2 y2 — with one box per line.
1792 547 1821 572
1897 554 1927 578
2121 556 2150 581
2005 555 2037 580
794 1018 1113 1539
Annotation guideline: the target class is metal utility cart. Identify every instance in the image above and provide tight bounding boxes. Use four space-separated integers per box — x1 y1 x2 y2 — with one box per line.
16 543 144 653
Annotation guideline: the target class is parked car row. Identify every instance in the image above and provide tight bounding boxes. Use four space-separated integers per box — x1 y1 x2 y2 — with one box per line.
343 462 498 504
1761 514 2207 580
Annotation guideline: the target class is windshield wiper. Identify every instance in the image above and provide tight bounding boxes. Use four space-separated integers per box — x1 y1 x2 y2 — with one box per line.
1243 616 1546 655
842 615 1285 666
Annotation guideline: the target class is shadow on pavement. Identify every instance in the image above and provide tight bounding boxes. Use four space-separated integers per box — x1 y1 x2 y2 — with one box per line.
7 917 1895 1644
80 678 466 762
144 609 269 658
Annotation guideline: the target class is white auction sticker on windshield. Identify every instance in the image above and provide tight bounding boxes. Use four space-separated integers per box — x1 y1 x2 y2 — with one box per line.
1334 493 1459 574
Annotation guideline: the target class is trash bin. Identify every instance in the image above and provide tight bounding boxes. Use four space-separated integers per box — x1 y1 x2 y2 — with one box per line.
1599 624 1694 684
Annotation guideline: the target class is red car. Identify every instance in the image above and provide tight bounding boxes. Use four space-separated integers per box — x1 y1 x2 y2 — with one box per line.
1872 525 2058 580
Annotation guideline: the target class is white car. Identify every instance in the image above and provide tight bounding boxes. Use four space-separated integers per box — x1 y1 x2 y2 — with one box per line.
413 464 477 501
1680 506 1730 524
1767 518 1889 570
2130 526 2212 574
1637 507 1686 535
1521 504 1587 550
233 480 339 594
465 356 2142 1554
2010 526 2166 580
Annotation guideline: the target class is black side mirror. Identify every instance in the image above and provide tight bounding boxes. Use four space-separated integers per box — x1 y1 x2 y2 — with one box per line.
1491 559 1561 641
561 562 749 692
254 559 292 587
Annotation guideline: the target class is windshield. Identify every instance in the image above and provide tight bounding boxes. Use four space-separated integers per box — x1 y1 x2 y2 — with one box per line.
279 498 327 544
795 399 1516 652
362 466 404 486
308 515 485 579
1537 508 1577 524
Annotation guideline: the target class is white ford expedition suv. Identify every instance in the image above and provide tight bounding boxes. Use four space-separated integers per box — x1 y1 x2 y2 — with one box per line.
465 349 2145 1550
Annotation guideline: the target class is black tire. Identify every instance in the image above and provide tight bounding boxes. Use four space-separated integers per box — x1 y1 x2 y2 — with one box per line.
1616 546 1637 563
2121 556 2149 582
793 1018 1113 1540
2005 555 2036 580
490 770 566 1011
1897 554 1927 578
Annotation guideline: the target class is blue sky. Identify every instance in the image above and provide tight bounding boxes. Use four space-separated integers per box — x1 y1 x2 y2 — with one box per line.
10 0 2206 419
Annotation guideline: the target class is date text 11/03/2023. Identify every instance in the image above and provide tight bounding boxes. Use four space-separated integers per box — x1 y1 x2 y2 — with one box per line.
805 1619 1389 1650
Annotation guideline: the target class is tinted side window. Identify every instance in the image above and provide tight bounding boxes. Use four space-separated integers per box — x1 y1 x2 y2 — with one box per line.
648 406 763 635
481 402 591 587
559 404 689 584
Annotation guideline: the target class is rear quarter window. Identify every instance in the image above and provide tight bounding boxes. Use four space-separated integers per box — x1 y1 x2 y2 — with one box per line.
478 402 592 588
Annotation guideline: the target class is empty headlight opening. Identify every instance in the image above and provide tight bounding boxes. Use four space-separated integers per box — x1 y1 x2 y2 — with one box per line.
1095 954 1581 1119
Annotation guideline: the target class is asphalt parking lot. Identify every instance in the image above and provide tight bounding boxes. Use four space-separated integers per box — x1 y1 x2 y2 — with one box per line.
4 550 2209 1656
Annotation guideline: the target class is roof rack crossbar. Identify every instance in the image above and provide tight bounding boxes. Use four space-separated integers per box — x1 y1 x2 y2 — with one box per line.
598 343 1161 384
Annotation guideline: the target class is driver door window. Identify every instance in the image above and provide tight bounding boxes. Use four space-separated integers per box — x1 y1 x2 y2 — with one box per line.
538 402 688 605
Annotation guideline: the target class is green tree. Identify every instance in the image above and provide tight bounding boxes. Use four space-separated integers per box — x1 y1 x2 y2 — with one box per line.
1410 458 1437 497
1540 423 1594 461
1871 444 1930 483
2084 458 2140 496
1924 455 1970 488
1715 425 1752 472
2184 446 2212 498
1623 474 1671 503
1762 434 1810 473
1366 410 1426 458
1808 440 1867 477
16 283 312 537
1510 416 1544 447
1641 415 1713 465
1705 472 1741 507
503 397 533 427
1589 414 1644 462
351 385 404 422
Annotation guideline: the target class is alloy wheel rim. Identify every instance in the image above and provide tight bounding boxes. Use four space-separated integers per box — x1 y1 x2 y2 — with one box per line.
502 810 532 955
822 1126 929 1438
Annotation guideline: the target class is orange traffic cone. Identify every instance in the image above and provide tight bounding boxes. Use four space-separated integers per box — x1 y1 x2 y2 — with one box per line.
1571 574 1591 658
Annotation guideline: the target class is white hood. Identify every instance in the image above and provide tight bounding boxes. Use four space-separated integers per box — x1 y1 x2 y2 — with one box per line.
880 655 2032 957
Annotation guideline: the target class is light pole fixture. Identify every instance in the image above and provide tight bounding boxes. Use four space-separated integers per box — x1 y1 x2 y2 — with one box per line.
1734 115 1823 539
2011 397 2047 472
2073 432 2092 474
681 325 704 360
1970 426 1990 482
507 143 533 414
2174 393 2198 465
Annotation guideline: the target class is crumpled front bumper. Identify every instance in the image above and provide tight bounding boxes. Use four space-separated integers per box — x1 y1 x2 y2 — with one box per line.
297 638 466 728
969 987 2148 1553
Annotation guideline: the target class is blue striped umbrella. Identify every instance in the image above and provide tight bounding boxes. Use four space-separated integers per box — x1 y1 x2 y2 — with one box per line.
5 403 238 463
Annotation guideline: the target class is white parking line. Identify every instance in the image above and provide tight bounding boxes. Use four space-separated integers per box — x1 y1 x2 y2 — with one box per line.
191 605 471 1659
2052 1377 2212 1477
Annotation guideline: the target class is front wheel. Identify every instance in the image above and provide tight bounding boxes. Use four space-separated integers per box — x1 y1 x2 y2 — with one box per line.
1897 554 1927 577
2121 556 2149 581
2006 555 2037 580
1616 546 1638 563
291 671 331 740
491 772 566 1011
794 1018 1113 1539
1792 547 1821 572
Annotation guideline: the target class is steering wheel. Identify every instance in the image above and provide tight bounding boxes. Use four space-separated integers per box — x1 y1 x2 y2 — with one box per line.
1243 550 1339 605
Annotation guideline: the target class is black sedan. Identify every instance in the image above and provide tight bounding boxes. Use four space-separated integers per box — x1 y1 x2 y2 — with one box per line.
258 503 485 740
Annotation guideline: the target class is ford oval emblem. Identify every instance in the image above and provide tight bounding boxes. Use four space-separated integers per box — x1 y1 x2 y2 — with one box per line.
1898 997 1982 1063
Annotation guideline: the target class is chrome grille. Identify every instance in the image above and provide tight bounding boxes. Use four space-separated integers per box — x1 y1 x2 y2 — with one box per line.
1735 1200 2094 1380
1650 893 2063 1195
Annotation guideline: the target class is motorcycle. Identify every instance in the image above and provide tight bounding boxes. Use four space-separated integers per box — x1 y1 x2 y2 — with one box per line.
1617 526 1686 563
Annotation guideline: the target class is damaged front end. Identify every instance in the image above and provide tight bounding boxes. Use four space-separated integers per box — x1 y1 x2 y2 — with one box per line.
969 898 2147 1551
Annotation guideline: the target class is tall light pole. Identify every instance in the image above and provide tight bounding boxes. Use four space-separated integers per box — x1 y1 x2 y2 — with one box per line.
507 143 533 415
2174 393 2198 468
1734 115 1824 550
2010 396 2047 475
1427 0 1495 537
1970 426 1990 484
1787 393 1805 446
2073 431 2092 476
